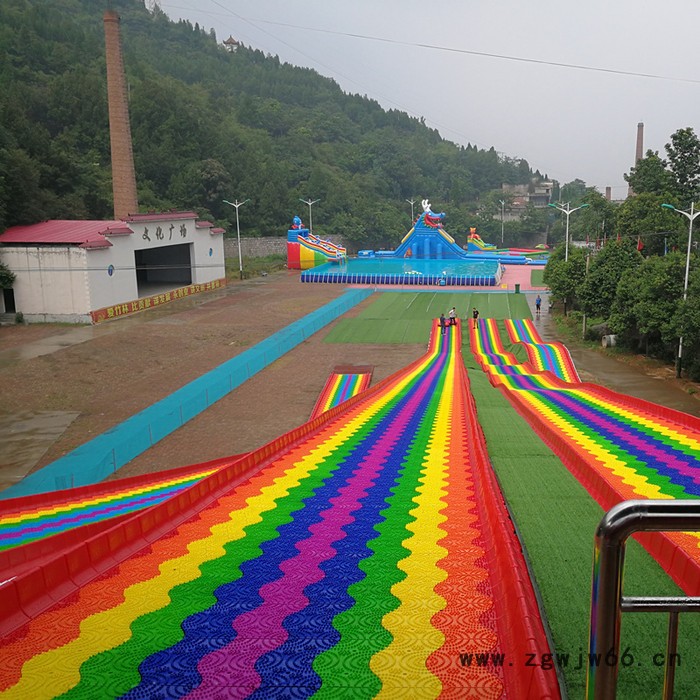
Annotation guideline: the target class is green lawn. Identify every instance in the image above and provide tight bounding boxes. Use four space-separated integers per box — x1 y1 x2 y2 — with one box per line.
323 290 700 698
324 290 531 344
531 268 545 286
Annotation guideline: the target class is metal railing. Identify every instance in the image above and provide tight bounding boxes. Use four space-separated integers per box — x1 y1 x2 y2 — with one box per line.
587 499 700 699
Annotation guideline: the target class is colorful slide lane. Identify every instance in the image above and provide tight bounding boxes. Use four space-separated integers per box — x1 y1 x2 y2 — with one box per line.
504 319 580 383
309 366 373 419
0 455 250 579
287 229 347 270
471 318 700 594
0 321 559 699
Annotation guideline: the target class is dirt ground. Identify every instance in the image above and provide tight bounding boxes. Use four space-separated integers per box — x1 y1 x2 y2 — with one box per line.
0 272 424 489
1 272 699 494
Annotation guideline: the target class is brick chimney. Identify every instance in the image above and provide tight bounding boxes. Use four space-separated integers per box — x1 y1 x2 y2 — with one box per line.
627 122 644 198
635 122 644 163
104 10 138 220
605 186 611 201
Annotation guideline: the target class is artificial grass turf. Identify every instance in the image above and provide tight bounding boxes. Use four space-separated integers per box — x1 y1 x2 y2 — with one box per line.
530 268 545 287
464 356 700 699
324 291 533 344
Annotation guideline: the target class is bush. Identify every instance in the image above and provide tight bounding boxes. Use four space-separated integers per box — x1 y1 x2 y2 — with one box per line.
225 254 286 281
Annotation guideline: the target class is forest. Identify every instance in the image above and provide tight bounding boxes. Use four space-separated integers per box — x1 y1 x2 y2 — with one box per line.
0 0 554 248
543 125 700 379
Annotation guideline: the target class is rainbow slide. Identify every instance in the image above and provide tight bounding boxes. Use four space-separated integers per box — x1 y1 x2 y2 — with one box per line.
471 318 700 595
0 321 559 699
504 319 579 383
309 366 373 419
0 456 250 578
287 230 347 270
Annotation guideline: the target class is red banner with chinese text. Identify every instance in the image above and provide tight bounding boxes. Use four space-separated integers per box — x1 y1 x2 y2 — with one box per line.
90 278 226 324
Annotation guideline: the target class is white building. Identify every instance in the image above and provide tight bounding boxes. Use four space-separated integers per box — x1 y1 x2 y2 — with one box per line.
0 211 226 323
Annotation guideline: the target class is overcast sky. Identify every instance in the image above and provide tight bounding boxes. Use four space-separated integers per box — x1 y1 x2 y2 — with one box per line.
161 0 700 200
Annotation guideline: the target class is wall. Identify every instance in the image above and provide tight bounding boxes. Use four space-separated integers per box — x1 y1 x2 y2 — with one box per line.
192 231 225 285
225 235 352 260
0 247 91 322
123 216 225 288
87 240 138 311
87 217 225 311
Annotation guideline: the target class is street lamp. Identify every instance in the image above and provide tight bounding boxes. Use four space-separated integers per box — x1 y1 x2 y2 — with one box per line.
661 202 699 377
299 198 320 235
223 198 250 280
499 199 505 245
406 198 416 224
548 201 590 261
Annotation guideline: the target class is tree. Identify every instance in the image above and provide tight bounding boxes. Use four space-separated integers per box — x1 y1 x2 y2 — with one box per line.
517 203 548 246
169 159 232 213
665 127 700 206
578 240 642 319
609 253 688 358
615 192 684 257
543 245 587 314
624 150 675 197
675 264 700 379
559 179 587 203
0 260 15 289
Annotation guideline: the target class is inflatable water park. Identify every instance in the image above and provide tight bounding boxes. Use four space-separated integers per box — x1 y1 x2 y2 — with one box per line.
286 215 346 270
292 200 549 286
1 289 699 698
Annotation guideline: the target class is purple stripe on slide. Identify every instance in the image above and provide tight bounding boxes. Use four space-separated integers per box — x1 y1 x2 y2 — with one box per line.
551 391 700 484
186 343 448 698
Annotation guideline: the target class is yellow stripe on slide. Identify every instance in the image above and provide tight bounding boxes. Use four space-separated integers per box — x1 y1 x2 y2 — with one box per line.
371 345 454 697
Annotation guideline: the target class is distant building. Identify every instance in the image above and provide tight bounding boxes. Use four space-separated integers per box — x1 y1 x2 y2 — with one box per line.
0 213 225 323
223 35 240 52
496 180 554 221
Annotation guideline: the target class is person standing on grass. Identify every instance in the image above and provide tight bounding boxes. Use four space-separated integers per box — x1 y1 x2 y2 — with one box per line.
448 307 457 326
439 313 447 335
472 307 480 329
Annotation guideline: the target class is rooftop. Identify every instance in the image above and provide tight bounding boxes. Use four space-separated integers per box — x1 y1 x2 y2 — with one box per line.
0 220 128 246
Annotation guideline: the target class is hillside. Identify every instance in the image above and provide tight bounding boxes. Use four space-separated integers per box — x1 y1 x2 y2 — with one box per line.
0 0 543 246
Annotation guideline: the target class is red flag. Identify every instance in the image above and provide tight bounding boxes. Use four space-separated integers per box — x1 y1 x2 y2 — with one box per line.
616 232 621 242
637 235 644 251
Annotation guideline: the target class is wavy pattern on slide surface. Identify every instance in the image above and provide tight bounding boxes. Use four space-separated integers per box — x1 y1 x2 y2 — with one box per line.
309 367 373 419
1 320 558 699
504 318 580 382
471 318 700 594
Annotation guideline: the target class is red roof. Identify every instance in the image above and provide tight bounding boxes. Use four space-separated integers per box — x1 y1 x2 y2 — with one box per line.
102 225 133 236
0 220 128 246
210 227 225 235
196 220 214 229
79 238 113 249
